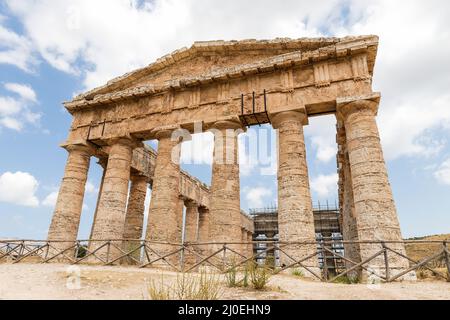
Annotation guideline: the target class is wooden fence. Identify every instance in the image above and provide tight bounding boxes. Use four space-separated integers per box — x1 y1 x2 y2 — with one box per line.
0 239 449 283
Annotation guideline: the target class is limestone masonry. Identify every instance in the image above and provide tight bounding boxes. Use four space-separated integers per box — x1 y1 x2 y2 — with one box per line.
48 35 411 280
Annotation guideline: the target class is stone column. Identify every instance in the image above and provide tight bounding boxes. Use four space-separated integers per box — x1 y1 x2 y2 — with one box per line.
47 144 92 258
241 228 247 256
176 198 185 244
184 200 199 266
271 110 319 274
89 160 107 241
336 120 361 276
145 129 182 266
89 137 135 263
247 231 254 258
208 120 243 257
197 207 210 257
337 94 414 281
122 173 147 262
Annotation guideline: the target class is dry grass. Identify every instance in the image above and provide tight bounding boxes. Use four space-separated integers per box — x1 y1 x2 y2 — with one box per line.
147 270 223 300
405 234 449 281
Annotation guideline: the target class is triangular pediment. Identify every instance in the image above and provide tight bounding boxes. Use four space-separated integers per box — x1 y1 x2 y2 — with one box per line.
74 37 376 100
68 35 378 110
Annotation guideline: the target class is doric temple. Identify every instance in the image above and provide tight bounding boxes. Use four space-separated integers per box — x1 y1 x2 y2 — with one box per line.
48 35 412 280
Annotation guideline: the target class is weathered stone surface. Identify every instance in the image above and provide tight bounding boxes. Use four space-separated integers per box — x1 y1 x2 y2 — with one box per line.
88 162 107 241
47 144 92 256
89 138 134 261
184 200 199 266
64 36 377 144
123 174 147 241
122 174 147 262
247 231 254 258
198 207 210 244
47 36 413 282
145 130 182 266
337 121 361 275
272 111 318 273
208 121 243 254
337 95 414 280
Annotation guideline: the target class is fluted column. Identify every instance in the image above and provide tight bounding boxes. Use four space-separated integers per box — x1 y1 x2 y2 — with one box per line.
208 120 243 254
336 120 360 275
241 228 247 256
89 137 135 262
247 231 254 258
337 94 414 281
185 200 199 242
89 160 107 241
198 208 210 241
184 200 199 266
47 144 92 257
145 129 182 266
272 110 318 273
122 174 147 261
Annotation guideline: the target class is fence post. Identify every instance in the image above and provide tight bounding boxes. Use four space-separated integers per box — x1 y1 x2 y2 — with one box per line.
44 242 50 260
106 241 111 265
180 244 186 273
74 241 80 260
382 242 390 282
444 241 450 282
18 241 25 260
222 244 227 271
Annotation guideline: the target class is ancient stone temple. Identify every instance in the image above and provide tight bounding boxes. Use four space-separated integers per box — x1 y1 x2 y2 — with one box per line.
48 35 411 280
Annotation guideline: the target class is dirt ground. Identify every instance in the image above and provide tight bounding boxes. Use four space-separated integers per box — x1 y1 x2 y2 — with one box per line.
0 263 449 300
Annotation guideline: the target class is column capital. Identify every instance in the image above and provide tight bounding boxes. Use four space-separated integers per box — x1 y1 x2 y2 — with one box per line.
62 143 95 155
209 120 245 132
336 93 381 120
151 125 183 140
130 172 148 182
184 199 199 209
270 110 308 129
112 136 142 148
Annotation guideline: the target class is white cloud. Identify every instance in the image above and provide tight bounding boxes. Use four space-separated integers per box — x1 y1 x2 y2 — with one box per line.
0 21 36 71
4 83 37 102
378 95 450 160
85 180 98 194
42 191 58 207
434 159 450 186
0 117 23 131
304 115 337 163
333 0 450 160
244 186 273 208
180 132 214 166
0 171 39 207
3 0 450 163
4 0 341 90
0 96 22 116
0 83 40 132
310 173 338 199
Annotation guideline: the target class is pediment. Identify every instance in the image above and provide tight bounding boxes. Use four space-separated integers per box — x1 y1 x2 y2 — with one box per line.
74 37 368 100
68 35 378 110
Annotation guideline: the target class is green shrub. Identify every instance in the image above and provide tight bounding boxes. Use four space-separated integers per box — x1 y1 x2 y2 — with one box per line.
249 262 271 290
332 275 359 284
291 268 304 278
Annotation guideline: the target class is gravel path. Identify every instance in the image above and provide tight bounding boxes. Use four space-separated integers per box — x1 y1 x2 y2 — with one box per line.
0 263 449 300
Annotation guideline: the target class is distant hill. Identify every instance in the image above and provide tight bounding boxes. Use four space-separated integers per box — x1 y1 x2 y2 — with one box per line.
406 234 450 242
404 234 449 277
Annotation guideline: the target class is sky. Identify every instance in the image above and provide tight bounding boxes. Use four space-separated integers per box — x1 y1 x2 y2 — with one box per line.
0 0 450 240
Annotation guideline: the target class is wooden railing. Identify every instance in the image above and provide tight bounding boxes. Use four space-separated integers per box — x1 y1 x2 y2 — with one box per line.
0 239 449 283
